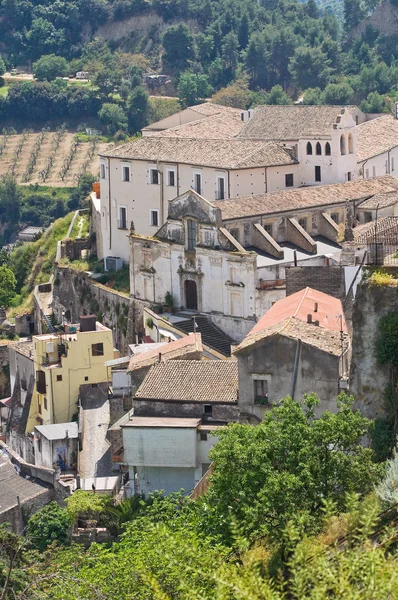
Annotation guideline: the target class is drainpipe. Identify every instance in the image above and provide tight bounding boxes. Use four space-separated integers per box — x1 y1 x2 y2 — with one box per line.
290 339 301 399
107 158 112 251
227 170 231 198
264 167 267 193
158 161 164 226
176 163 180 197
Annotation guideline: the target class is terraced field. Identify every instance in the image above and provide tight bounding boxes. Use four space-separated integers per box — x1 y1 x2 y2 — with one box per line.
0 130 113 186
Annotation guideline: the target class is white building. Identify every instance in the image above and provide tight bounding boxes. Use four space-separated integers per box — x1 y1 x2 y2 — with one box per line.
357 113 398 180
122 417 217 496
99 137 298 261
34 422 78 471
238 104 360 187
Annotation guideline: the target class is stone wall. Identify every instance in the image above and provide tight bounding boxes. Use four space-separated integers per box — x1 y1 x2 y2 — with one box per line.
53 267 146 353
0 343 10 399
134 399 239 422
60 238 90 261
286 266 346 300
350 274 398 419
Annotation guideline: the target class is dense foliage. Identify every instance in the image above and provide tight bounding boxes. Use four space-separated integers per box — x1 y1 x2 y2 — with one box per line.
26 502 73 551
0 0 397 132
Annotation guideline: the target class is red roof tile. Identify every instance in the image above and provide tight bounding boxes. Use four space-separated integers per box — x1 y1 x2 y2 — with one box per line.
127 333 203 372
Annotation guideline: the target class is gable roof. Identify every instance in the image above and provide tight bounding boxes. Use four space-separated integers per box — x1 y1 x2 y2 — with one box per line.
358 191 398 210
214 176 398 221
135 360 238 403
127 333 203 372
234 287 348 356
100 137 297 170
357 115 398 162
238 105 357 140
143 102 241 132
154 111 244 140
353 216 398 244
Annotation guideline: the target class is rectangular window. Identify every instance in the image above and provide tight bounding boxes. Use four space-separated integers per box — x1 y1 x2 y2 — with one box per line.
331 212 339 224
364 212 372 223
200 432 208 441
298 218 307 231
150 209 159 227
91 343 104 357
150 168 159 184
100 163 106 179
365 169 369 178
44 396 47 410
254 379 269 405
203 404 213 416
37 436 41 453
118 206 127 229
56 374 62 382
84 376 89 381
217 176 225 200
347 171 352 181
187 219 196 250
193 173 202 195
36 370 46 394
230 228 240 242
167 169 176 187
285 173 294 187
372 166 376 177
263 223 273 236
122 165 130 182
38 402 42 414
392 158 395 172
315 166 321 182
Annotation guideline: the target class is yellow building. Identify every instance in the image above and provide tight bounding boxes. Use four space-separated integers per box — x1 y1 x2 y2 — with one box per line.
26 316 115 432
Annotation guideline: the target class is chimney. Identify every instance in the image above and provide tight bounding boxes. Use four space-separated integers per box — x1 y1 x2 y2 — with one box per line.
314 302 318 313
307 314 312 324
314 320 320 326
158 352 162 363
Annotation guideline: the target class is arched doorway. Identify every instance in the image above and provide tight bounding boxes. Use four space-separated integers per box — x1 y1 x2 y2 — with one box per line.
185 280 198 310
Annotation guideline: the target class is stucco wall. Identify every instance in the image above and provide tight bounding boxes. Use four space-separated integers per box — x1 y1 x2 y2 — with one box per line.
136 465 196 496
358 146 398 181
285 266 346 299
237 334 340 421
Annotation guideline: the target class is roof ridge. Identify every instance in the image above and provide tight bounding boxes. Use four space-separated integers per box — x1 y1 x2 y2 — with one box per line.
293 287 310 319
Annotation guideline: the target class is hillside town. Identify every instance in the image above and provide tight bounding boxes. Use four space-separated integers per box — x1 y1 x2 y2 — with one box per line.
2 96 398 595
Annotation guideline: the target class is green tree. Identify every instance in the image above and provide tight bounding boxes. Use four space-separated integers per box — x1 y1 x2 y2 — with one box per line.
33 54 69 81
360 91 390 113
178 72 212 108
127 85 149 134
264 84 293 105
65 490 106 523
206 394 382 540
98 103 127 135
0 265 16 308
27 502 72 551
344 0 365 31
290 46 333 90
221 31 239 75
162 23 195 71
211 79 251 108
323 81 354 104
0 55 5 76
303 87 323 104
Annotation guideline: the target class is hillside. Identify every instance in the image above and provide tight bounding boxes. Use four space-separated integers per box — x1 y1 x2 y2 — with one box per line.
351 0 398 37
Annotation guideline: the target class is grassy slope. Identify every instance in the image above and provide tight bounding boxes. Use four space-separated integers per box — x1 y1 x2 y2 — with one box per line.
9 212 74 315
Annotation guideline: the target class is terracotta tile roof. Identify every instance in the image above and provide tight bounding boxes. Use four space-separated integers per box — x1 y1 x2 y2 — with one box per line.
234 288 348 356
353 216 398 244
127 333 203 372
238 105 358 140
191 103 240 117
357 115 398 162
11 341 33 359
215 176 398 220
100 137 297 169
358 191 398 210
154 111 244 140
135 359 238 403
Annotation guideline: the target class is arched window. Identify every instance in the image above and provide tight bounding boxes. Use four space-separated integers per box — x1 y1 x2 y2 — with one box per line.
340 135 346 156
306 142 313 155
316 142 322 156
325 142 331 156
348 133 354 154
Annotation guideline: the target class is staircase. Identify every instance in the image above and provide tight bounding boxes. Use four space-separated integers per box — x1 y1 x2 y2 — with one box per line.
175 315 233 357
41 311 55 333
